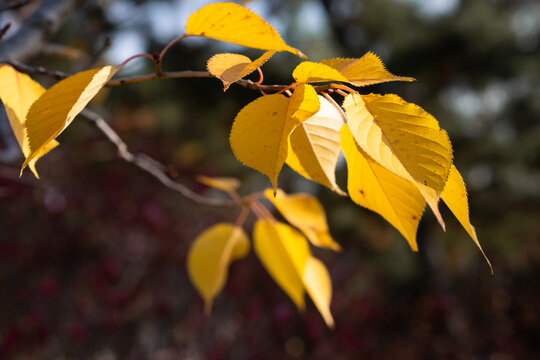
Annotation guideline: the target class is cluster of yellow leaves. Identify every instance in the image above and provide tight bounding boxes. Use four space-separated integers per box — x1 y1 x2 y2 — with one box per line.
188 3 490 268
187 186 336 328
0 1 492 328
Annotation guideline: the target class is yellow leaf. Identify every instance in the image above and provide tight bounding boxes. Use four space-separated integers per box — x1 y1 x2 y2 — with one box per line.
230 84 319 190
253 220 310 310
196 175 241 193
321 52 415 87
21 66 114 174
207 51 275 91
187 223 250 314
186 2 305 58
341 125 425 250
292 61 349 84
441 165 493 273
0 65 59 178
264 188 341 251
303 257 334 328
343 93 452 227
286 95 345 195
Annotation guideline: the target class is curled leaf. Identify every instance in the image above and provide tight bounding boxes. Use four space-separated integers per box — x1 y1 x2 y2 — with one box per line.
207 51 275 90
22 66 114 174
0 65 58 177
197 175 241 193
286 95 345 195
187 223 250 314
186 2 305 58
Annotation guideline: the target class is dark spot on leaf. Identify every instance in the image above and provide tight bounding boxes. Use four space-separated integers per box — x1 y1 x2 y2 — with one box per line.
412 215 417 220
273 112 277 116
424 180 427 185
394 140 399 144
359 190 365 195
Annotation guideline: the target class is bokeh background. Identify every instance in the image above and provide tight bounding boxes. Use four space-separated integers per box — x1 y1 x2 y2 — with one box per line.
1 0 539 358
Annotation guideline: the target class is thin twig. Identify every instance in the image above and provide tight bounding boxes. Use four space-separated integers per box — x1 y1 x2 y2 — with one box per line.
0 23 11 42
2 60 68 80
80 109 236 208
323 92 347 122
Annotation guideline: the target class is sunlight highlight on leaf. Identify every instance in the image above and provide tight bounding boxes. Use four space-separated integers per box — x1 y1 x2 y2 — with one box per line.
254 220 310 310
207 51 275 90
322 52 415 86
264 188 341 251
286 96 345 195
186 2 305 58
187 223 250 314
341 125 425 250
0 65 59 177
441 165 493 273
21 66 114 174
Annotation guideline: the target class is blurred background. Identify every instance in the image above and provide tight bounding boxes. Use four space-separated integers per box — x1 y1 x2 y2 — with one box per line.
0 0 539 358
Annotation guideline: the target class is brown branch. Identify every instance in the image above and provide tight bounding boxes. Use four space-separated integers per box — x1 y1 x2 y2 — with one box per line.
0 0 33 12
0 23 11 42
80 109 236 208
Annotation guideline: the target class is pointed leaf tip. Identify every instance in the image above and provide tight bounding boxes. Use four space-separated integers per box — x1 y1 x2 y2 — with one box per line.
441 165 493 273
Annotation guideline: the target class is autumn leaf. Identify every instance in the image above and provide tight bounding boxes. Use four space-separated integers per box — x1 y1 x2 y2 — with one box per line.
0 65 59 178
230 84 319 190
292 61 348 84
343 93 452 228
286 95 345 195
207 51 275 90
264 188 341 251
254 219 310 310
186 2 305 58
341 125 426 250
441 165 493 273
21 66 114 174
196 175 241 193
187 223 250 314
303 257 334 328
322 52 415 86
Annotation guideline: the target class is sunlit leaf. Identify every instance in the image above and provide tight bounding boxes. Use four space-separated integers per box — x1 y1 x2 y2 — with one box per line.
343 93 452 228
207 51 275 90
187 223 250 314
286 96 345 195
292 61 348 84
186 2 305 58
253 219 310 310
230 84 319 190
303 257 334 328
341 125 425 250
441 165 493 273
322 52 415 87
264 188 341 251
21 66 114 174
197 175 241 193
0 65 58 177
